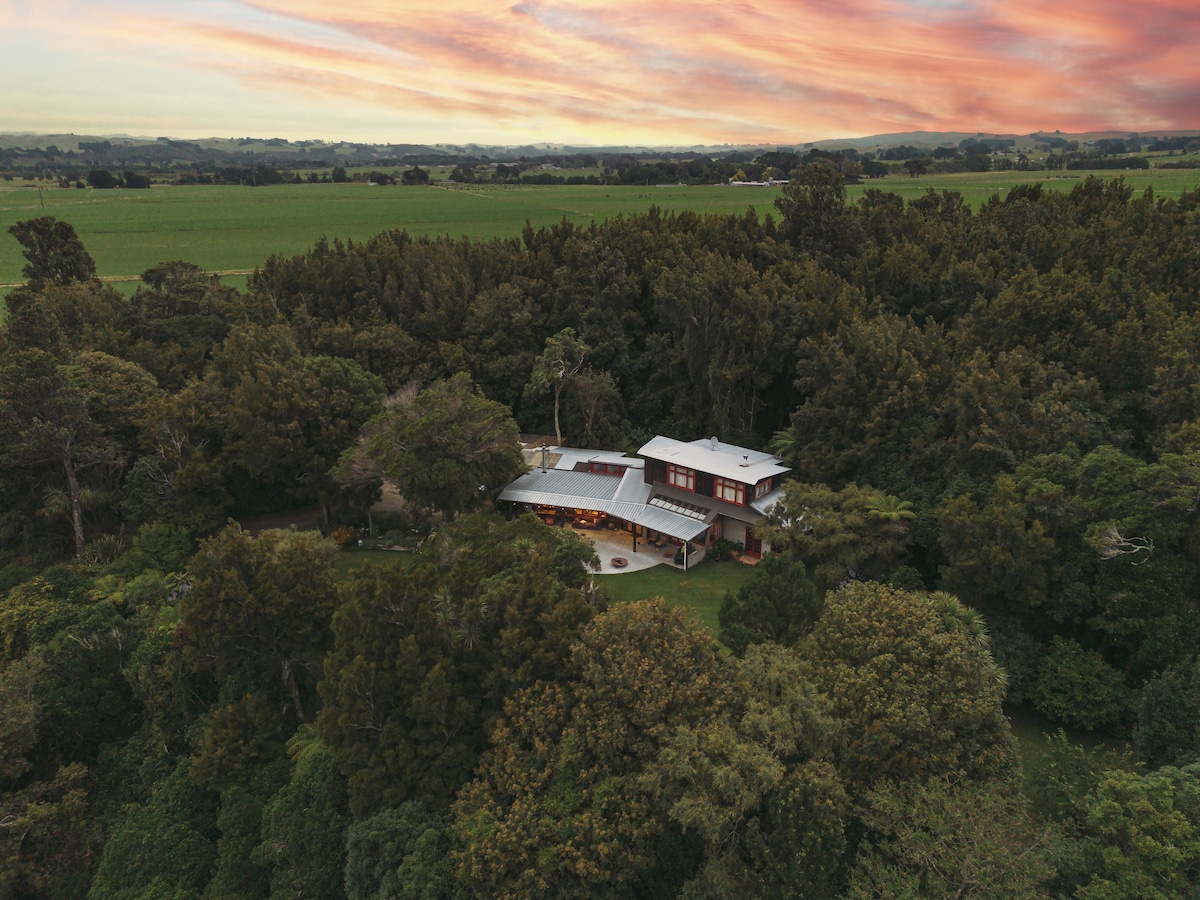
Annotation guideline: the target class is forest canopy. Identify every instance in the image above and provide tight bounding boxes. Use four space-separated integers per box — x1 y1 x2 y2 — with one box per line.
4 167 1200 896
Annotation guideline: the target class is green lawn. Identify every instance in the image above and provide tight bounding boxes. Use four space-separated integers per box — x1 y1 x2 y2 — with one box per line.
598 558 754 635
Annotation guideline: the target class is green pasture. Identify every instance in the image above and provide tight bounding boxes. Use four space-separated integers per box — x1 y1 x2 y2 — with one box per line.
0 181 780 288
845 166 1200 210
3 167 1198 293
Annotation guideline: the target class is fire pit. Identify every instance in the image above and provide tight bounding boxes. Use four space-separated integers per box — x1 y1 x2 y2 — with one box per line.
610 557 629 568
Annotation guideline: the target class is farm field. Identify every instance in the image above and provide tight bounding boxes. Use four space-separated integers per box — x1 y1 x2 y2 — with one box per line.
0 181 782 289
3 167 1198 291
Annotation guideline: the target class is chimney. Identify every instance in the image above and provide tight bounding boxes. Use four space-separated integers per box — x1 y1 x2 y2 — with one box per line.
710 436 718 450
540 442 548 473
741 454 749 467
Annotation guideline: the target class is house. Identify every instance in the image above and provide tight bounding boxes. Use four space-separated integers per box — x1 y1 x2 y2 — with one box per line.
497 435 788 568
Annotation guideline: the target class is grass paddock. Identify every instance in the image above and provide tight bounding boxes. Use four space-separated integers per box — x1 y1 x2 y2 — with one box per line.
4 168 1198 294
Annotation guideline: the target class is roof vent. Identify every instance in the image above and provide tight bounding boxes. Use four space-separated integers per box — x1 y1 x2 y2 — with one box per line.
710 436 718 450
741 454 750 467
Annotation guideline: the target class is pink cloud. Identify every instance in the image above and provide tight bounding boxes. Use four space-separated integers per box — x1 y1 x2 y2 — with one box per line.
26 0 1200 142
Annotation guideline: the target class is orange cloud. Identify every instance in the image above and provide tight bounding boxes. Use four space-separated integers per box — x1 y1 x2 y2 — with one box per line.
10 0 1200 142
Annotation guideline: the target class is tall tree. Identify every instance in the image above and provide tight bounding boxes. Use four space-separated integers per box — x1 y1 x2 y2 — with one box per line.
846 774 1052 899
527 327 589 446
0 350 99 557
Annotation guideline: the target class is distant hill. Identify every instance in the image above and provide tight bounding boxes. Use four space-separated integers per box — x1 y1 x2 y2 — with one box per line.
2 129 1198 169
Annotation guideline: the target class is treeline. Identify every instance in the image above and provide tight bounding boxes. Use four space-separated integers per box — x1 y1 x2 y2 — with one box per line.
4 163 1200 895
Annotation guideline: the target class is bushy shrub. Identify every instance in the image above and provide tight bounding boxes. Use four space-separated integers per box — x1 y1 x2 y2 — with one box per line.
1031 637 1133 732
706 537 741 562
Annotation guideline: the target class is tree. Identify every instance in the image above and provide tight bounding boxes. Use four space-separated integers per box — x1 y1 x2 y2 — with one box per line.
526 327 589 446
1030 637 1134 732
181 526 339 723
88 759 219 900
347 373 525 519
757 481 914 588
803 582 1016 791
846 774 1052 899
1137 658 1200 768
717 551 822 655
253 729 349 900
7 217 96 290
938 475 1059 611
774 159 858 265
1074 765 1200 899
319 514 599 815
401 166 430 185
0 761 96 899
0 350 100 557
453 600 726 899
657 643 850 898
344 802 465 900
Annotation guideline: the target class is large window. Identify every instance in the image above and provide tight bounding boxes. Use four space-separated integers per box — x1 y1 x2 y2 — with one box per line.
667 464 695 492
714 476 745 505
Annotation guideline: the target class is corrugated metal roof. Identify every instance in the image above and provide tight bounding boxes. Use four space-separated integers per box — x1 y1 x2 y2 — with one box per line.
750 486 786 516
613 470 651 504
639 435 790 483
499 468 621 503
498 473 710 541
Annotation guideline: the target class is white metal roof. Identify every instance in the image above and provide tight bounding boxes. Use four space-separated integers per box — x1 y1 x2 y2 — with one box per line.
638 435 790 483
498 467 710 541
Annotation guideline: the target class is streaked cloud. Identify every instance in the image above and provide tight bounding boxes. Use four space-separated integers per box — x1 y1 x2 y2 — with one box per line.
2 0 1198 143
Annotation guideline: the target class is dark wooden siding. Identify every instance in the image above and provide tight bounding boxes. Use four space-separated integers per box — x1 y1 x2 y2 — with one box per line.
646 458 666 486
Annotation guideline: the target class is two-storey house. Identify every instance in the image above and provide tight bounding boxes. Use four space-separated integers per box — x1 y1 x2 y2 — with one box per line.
497 435 788 567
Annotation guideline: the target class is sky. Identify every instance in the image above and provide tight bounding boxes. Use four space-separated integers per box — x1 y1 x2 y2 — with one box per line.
3 0 1199 146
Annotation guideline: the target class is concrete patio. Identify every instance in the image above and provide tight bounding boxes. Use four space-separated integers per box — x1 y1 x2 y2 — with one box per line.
563 524 673 574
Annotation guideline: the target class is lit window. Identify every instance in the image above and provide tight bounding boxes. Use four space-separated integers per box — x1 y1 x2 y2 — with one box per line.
667 464 695 492
714 477 745 505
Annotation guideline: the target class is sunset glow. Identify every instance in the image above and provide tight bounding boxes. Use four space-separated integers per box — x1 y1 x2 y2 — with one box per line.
3 0 1199 143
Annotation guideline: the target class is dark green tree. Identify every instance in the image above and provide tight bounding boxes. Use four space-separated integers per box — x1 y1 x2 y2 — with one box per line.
1137 658 1200 768
346 373 524 519
181 527 339 723
526 327 589 446
344 802 465 900
717 551 822 655
7 216 96 290
1030 637 1134 732
253 729 348 900
454 600 725 899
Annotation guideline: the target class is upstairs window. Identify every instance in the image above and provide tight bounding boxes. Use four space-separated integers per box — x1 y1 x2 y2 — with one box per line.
754 479 772 499
667 464 695 492
714 476 745 505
